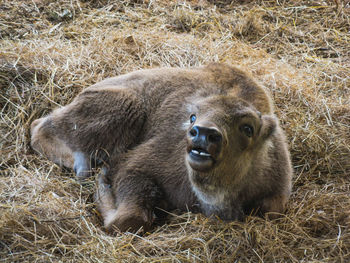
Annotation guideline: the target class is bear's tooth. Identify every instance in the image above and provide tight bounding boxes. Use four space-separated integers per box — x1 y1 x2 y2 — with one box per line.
199 152 211 157
192 150 199 155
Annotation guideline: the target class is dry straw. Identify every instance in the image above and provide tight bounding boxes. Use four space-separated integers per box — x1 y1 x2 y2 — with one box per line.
1 0 349 262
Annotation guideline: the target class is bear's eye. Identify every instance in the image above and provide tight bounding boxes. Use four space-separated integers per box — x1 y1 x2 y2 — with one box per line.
240 124 254 137
190 114 196 124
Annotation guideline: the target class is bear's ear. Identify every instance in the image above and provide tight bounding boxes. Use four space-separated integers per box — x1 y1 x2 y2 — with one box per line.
258 115 277 140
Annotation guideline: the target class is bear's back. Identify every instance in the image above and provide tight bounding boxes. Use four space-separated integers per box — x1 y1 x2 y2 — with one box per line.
86 63 273 116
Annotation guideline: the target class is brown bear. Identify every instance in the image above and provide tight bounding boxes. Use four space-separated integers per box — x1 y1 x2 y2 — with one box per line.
31 63 293 232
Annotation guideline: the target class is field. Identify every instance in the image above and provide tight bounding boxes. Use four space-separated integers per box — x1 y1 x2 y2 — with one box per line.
1 0 349 262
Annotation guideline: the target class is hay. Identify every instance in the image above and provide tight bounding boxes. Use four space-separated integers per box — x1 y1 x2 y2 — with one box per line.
1 0 349 261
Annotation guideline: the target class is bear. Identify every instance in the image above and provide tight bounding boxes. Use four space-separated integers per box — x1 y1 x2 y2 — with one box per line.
31 63 293 232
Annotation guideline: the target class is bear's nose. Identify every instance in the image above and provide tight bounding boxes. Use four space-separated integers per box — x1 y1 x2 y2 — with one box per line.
189 125 222 145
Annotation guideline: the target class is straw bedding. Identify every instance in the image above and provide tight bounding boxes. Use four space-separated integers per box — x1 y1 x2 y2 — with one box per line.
1 0 349 262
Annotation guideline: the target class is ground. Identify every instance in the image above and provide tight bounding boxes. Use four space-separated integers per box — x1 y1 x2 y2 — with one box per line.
0 0 349 262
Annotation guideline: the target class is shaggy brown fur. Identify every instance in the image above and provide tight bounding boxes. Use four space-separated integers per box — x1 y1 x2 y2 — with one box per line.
31 63 293 232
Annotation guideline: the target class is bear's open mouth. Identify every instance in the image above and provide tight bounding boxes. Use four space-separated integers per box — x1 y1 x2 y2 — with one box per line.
190 148 212 158
187 147 215 172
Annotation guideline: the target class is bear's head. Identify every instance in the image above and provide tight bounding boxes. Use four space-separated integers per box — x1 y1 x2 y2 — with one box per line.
185 94 277 177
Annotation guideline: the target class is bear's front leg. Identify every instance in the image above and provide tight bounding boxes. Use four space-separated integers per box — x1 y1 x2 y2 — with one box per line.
96 172 162 233
104 201 155 233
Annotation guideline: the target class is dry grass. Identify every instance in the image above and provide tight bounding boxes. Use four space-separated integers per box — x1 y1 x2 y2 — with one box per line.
1 0 350 262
